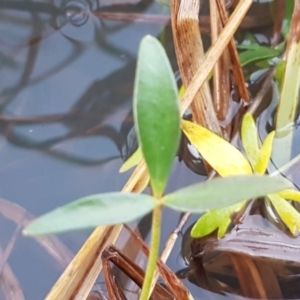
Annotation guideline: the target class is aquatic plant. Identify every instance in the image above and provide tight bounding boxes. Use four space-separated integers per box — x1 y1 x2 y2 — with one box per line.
183 113 300 238
24 35 291 300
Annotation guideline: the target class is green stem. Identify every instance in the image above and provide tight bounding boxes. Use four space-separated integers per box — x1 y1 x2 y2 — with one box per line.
139 204 162 300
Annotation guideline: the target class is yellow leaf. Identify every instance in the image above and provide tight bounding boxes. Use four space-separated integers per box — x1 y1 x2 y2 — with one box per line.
254 131 275 174
278 188 300 202
182 120 252 176
179 85 185 100
268 193 300 235
241 113 259 168
119 147 143 173
191 201 247 239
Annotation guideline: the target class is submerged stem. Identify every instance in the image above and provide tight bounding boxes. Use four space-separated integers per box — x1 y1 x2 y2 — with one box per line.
139 204 162 300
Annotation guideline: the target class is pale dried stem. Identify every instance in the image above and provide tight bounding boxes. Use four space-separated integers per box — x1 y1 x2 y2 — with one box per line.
149 212 191 296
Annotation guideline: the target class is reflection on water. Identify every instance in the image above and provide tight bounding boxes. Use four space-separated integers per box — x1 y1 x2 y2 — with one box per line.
0 0 170 298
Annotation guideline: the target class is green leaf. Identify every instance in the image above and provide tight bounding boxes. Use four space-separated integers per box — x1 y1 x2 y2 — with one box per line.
24 193 156 236
191 201 246 239
254 131 275 174
275 59 285 89
241 113 259 168
162 175 291 212
133 35 180 198
182 120 252 176
238 44 281 67
119 147 143 173
268 193 300 235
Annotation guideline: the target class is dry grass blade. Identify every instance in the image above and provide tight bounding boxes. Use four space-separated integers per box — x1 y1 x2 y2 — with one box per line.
149 212 191 296
45 225 122 300
122 160 149 193
180 0 253 115
210 0 231 121
216 0 249 103
125 226 191 299
101 245 173 300
93 12 170 24
171 0 222 136
160 212 190 264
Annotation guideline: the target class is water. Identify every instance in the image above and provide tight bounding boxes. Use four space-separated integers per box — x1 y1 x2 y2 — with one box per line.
0 0 170 298
1 0 300 299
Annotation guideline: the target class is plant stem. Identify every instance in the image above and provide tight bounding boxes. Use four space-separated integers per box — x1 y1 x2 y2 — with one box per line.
139 204 162 300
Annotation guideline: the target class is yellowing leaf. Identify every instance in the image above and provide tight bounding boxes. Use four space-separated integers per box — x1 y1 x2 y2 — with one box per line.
268 193 300 235
179 85 185 100
278 189 300 202
191 201 247 239
182 120 252 176
254 131 275 174
119 147 143 173
241 113 259 168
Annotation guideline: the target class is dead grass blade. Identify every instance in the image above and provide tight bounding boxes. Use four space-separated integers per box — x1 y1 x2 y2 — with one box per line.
216 0 249 103
101 245 173 300
171 0 222 136
125 225 191 299
45 225 122 300
179 0 253 115
210 0 231 121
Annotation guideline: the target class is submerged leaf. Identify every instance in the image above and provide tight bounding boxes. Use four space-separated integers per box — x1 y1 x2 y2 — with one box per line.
268 193 300 235
119 147 143 173
134 35 180 198
191 201 246 238
254 131 275 174
24 193 156 236
182 120 252 176
241 113 259 168
163 175 291 213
